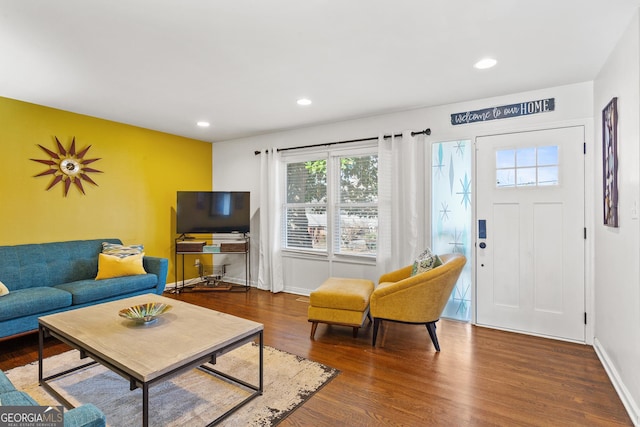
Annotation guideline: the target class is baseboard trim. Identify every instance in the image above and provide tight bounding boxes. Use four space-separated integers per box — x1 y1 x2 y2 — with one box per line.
593 337 640 426
283 285 311 296
165 277 256 290
219 275 253 287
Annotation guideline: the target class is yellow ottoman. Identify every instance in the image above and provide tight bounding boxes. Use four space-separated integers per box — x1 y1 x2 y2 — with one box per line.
308 277 374 339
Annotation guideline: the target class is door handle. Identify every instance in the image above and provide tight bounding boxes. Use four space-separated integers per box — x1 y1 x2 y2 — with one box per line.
479 242 486 249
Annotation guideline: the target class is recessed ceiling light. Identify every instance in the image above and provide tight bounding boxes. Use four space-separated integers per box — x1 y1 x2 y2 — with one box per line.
196 121 210 127
474 58 497 69
297 98 312 106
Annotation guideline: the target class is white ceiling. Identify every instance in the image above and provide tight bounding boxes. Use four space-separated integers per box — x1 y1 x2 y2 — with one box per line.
1 1 639 142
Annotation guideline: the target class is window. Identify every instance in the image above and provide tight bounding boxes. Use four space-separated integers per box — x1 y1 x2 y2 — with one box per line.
283 150 378 257
334 155 378 255
432 140 472 321
496 145 559 188
285 158 327 250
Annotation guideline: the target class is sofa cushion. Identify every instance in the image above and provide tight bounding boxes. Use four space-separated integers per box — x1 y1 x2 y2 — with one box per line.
0 287 72 322
55 274 158 305
95 253 146 280
0 390 39 406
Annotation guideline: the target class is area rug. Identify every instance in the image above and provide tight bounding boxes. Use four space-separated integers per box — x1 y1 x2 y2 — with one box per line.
5 344 339 426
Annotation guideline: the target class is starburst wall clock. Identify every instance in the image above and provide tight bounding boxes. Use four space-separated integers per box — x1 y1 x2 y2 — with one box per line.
30 137 103 196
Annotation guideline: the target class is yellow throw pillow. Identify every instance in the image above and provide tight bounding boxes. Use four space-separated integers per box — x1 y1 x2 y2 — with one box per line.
95 252 146 280
0 280 8 296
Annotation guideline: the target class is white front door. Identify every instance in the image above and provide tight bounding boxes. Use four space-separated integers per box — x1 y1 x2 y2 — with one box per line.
476 126 585 342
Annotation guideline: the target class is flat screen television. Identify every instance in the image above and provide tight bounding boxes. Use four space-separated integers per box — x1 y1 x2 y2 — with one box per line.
176 191 250 234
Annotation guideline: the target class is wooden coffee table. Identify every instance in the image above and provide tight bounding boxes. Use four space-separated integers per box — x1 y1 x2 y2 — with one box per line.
38 294 264 427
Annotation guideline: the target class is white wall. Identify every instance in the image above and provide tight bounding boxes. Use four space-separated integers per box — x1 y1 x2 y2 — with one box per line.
593 11 640 425
210 18 640 423
213 81 593 295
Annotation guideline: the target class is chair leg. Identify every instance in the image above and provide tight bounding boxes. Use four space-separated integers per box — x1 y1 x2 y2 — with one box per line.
372 318 381 346
426 322 440 352
310 322 318 339
352 327 359 338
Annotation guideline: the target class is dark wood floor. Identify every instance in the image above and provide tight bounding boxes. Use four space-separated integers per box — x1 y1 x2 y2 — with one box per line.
1 289 632 426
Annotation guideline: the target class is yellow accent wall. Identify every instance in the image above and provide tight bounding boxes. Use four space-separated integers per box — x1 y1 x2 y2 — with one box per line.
0 96 212 282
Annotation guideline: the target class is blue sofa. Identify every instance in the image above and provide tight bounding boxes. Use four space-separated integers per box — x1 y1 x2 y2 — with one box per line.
0 239 168 340
0 370 106 426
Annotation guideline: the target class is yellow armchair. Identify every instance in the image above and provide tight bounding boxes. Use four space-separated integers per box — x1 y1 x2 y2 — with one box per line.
370 253 466 351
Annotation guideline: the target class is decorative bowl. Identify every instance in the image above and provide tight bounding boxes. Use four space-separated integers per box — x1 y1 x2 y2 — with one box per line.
119 302 172 324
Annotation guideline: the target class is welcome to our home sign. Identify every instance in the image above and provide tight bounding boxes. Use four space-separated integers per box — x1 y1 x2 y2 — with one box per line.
451 98 555 125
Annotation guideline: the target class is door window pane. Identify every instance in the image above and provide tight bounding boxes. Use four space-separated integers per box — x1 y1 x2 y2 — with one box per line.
538 146 558 166
538 166 559 186
496 150 515 168
495 145 559 188
496 169 515 187
516 168 536 186
516 148 536 167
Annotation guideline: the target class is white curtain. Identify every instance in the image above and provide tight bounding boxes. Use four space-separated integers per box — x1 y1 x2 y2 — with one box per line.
258 148 284 292
377 131 423 276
